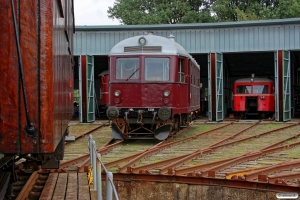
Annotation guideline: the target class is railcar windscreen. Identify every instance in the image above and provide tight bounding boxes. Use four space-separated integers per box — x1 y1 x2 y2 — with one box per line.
116 58 140 79
253 85 269 94
236 85 251 94
144 58 170 81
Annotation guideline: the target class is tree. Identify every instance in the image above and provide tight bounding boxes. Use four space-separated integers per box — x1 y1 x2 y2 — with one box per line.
107 0 216 25
213 0 300 21
107 0 300 25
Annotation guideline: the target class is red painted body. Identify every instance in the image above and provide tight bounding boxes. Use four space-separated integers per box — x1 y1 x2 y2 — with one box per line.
233 78 275 117
109 55 200 115
0 1 74 155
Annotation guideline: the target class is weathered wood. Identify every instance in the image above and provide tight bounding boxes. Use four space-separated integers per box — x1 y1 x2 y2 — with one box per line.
39 173 58 200
65 173 78 200
52 173 68 199
78 173 90 200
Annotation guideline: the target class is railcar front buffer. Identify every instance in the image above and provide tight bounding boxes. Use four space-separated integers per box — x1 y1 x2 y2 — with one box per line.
153 124 171 140
111 123 124 140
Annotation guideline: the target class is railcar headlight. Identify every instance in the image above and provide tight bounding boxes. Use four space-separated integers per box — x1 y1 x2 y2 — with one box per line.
260 96 265 100
164 90 170 97
138 37 147 46
114 90 120 97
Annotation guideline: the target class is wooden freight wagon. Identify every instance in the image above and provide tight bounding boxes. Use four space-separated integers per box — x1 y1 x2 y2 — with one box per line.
0 0 74 168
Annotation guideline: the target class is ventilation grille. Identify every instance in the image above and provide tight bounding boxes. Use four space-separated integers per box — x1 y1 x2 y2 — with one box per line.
124 46 162 52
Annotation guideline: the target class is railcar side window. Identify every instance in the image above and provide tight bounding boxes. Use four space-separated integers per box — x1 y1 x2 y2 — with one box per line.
178 58 185 82
116 58 140 80
144 58 170 81
253 85 269 94
236 85 251 94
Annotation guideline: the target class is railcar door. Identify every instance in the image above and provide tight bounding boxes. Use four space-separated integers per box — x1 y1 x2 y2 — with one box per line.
274 50 291 121
208 52 224 121
79 55 95 123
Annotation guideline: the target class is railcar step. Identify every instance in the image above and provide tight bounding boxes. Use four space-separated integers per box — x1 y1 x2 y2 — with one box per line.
128 136 156 140
128 133 154 135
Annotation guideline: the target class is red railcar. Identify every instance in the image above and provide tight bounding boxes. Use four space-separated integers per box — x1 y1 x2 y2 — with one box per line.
106 34 201 140
0 0 74 169
233 75 275 119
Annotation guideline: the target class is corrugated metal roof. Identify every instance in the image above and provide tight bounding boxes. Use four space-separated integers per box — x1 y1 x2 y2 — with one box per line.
74 18 300 55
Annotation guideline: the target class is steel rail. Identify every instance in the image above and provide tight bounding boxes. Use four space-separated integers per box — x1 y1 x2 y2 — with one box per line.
66 124 106 144
174 124 299 176
202 140 300 178
245 158 300 181
118 123 232 173
59 139 124 172
102 137 167 170
208 121 260 147
226 166 268 179
16 171 39 200
102 173 300 193
260 132 300 150
210 123 298 150
130 154 188 174
161 122 274 174
269 172 300 184
130 122 257 175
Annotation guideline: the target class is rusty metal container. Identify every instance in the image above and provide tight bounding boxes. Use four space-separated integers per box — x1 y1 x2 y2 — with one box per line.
0 0 74 158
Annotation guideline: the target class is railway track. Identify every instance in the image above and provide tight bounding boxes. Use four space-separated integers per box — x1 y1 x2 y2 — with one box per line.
11 119 300 199
60 119 300 189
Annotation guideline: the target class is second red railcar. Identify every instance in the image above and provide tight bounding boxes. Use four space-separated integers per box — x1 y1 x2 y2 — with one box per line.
233 75 275 119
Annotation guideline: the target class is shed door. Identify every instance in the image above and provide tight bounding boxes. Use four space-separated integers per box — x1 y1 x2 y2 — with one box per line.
274 52 279 121
79 56 83 122
282 50 291 121
216 53 223 121
87 55 95 122
208 53 212 121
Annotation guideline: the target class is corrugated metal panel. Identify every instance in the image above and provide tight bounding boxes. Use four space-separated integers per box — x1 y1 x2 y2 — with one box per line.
74 19 300 55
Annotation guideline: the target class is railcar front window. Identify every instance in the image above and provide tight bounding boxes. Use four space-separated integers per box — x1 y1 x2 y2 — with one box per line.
116 58 140 80
253 85 268 94
236 85 251 94
144 58 170 81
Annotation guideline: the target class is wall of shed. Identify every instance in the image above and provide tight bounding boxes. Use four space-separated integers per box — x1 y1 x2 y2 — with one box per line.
74 21 300 55
95 181 282 200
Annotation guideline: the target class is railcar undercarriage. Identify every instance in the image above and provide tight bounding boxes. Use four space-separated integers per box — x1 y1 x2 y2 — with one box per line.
108 107 197 140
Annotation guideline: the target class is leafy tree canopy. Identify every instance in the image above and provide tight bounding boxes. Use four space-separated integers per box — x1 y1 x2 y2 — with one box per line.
108 0 300 24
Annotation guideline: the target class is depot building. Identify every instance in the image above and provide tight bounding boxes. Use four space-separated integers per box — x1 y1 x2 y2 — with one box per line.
72 18 300 122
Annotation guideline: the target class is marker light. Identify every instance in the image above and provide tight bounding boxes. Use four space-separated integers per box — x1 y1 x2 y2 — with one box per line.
114 90 120 97
164 90 170 97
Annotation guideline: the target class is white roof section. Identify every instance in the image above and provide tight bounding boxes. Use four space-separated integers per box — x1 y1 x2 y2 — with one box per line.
109 34 200 69
110 35 188 56
235 77 273 83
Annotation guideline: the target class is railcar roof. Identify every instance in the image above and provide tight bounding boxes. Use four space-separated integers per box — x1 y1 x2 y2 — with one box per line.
109 35 199 69
235 77 273 83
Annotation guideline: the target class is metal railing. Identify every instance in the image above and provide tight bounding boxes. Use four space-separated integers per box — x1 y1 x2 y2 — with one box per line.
88 135 119 200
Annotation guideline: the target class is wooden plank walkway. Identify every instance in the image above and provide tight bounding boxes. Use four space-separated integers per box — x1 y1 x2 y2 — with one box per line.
40 172 92 200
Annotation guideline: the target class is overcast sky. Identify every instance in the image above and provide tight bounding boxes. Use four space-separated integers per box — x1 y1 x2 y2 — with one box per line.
74 0 120 25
